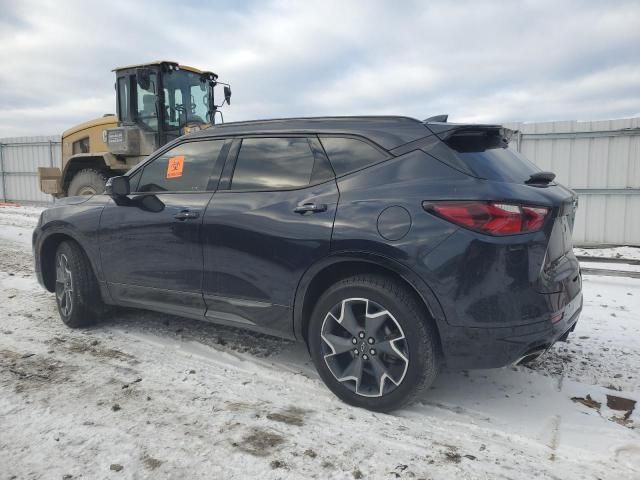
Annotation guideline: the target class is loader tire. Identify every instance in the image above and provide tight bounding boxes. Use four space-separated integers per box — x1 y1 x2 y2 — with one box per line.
67 169 109 196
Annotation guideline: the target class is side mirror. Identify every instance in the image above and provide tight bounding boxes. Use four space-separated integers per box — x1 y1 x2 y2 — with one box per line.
224 85 232 105
105 176 130 198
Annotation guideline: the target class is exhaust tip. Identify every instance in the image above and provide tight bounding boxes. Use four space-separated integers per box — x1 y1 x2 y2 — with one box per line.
514 347 548 366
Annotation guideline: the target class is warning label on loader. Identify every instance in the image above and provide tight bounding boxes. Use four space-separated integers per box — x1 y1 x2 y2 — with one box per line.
166 156 185 179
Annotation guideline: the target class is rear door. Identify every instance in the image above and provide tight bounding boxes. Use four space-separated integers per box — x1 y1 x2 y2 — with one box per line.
201 136 338 337
99 139 228 317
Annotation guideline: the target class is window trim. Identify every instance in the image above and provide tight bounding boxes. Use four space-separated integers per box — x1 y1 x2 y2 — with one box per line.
218 135 336 193
128 138 230 195
317 134 392 178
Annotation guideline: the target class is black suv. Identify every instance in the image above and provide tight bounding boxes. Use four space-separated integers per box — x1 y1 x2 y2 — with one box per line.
33 116 582 411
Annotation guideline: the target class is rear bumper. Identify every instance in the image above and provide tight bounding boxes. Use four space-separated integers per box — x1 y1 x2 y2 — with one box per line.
440 292 582 369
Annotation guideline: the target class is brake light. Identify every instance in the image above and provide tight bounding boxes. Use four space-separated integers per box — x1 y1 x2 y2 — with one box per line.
422 201 550 235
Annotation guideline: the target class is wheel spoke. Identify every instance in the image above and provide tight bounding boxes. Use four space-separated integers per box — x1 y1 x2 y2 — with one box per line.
322 333 356 356
374 337 406 359
56 258 65 283
368 354 391 393
338 301 361 336
65 291 72 314
337 355 363 389
364 311 389 337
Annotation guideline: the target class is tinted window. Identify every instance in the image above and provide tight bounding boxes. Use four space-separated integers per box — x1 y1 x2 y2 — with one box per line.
443 131 540 183
137 140 224 192
319 137 388 175
231 138 315 190
455 148 540 183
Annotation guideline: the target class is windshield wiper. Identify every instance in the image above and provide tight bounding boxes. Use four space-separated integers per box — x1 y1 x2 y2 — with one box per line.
525 171 556 185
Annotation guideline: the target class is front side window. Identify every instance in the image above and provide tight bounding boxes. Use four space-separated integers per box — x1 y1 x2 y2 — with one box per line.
230 138 316 191
136 140 225 193
319 136 388 175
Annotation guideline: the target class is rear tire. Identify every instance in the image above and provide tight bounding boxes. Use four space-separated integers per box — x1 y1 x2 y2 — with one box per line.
67 169 108 196
54 241 104 328
308 274 440 412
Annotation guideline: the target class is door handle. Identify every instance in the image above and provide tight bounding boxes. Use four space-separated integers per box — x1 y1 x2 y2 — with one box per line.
174 210 200 220
294 203 328 214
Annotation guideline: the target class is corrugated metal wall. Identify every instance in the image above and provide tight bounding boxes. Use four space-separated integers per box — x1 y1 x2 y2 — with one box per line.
505 118 640 246
0 135 61 204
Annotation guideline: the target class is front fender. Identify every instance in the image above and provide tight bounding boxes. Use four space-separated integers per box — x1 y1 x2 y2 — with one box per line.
35 199 108 290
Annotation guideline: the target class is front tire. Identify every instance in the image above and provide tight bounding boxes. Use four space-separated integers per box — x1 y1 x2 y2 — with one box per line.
54 241 104 328
308 274 440 412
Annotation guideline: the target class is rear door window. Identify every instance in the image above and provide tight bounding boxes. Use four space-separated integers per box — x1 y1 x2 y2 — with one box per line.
230 137 317 191
136 140 225 192
319 136 388 175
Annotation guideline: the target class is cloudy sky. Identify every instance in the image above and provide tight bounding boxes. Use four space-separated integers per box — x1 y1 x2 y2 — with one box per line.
1 0 639 137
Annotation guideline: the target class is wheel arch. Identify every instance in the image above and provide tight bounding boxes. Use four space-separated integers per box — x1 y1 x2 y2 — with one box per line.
293 253 446 348
39 231 100 294
62 153 119 193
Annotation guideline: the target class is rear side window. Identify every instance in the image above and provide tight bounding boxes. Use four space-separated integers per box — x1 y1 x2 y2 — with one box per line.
319 136 388 175
231 138 316 190
136 140 225 192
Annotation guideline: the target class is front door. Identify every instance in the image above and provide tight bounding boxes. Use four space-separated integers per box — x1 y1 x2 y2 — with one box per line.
201 136 339 337
99 139 227 318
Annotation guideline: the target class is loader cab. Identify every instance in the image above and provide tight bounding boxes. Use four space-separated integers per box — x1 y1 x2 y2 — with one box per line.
111 61 229 157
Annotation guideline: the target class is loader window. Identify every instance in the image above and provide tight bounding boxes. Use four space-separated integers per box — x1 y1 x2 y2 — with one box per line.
72 137 90 154
117 77 131 122
136 140 225 193
136 72 158 130
162 70 211 131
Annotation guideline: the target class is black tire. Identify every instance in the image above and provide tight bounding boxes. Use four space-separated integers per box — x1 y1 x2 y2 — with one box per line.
54 240 104 328
308 274 440 412
67 168 108 196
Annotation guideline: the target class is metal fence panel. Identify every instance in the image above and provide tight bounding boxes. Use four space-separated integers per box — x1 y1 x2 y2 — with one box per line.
506 118 640 246
0 135 60 204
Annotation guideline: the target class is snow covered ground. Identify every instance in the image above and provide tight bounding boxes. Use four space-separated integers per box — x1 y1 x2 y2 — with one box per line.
1 205 639 479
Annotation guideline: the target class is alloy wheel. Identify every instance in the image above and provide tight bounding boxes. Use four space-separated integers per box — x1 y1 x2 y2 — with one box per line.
320 298 409 397
55 253 73 317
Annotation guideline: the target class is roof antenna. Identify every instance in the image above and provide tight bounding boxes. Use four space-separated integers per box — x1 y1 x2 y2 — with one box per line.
424 114 448 123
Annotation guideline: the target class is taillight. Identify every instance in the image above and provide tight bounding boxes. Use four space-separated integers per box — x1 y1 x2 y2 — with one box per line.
422 201 550 236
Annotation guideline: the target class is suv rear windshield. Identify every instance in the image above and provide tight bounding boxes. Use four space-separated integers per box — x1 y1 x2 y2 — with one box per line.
440 130 541 183
456 147 540 183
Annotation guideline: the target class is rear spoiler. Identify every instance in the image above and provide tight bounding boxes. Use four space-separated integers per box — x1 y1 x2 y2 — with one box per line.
423 119 515 152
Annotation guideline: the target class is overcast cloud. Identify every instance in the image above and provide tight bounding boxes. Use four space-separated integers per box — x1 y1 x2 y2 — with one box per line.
1 0 639 137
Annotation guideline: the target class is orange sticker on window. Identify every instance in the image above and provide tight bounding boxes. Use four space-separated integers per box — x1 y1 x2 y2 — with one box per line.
166 156 184 179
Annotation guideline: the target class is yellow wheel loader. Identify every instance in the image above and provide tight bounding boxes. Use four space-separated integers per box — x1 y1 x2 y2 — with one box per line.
39 60 231 197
